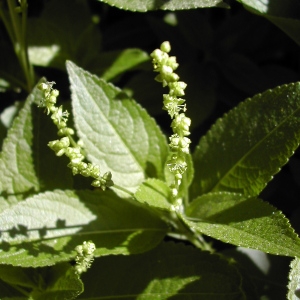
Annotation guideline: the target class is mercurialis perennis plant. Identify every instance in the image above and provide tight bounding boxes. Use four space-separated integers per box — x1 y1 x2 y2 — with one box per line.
1 1 300 298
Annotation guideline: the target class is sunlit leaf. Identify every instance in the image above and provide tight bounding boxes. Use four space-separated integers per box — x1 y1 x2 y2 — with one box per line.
0 83 41 208
97 0 229 12
0 190 167 267
135 178 172 211
67 61 169 194
191 82 300 198
288 257 300 300
87 49 150 81
185 192 300 257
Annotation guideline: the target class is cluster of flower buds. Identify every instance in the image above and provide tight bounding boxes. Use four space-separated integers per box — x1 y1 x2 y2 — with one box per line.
38 82 114 190
74 240 96 275
151 42 191 198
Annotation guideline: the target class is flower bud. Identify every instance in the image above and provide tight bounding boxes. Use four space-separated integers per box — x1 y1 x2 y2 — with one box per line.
150 49 164 61
171 114 191 136
91 180 101 187
161 65 173 76
56 148 66 156
160 41 171 53
167 56 179 70
51 89 59 97
38 82 49 91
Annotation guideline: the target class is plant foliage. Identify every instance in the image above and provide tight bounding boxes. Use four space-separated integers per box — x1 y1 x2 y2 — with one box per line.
1 0 300 299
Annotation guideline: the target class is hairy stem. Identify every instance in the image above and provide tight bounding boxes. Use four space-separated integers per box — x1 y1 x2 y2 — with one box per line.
174 211 213 252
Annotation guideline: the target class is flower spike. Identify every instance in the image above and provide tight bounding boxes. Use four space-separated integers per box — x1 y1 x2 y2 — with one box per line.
151 42 191 200
38 81 114 190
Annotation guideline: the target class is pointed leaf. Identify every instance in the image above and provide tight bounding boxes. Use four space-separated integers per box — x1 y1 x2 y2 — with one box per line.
87 49 150 81
97 0 229 12
191 82 300 198
0 190 167 267
0 81 73 210
79 241 245 299
67 61 169 193
0 103 20 150
288 257 300 300
135 178 172 211
0 83 41 203
184 192 300 257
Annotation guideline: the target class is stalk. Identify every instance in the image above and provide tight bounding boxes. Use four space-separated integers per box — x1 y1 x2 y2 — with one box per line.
4 0 34 91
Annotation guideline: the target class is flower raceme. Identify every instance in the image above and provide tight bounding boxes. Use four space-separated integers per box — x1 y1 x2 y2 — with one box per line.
38 81 113 190
74 241 96 275
151 41 191 198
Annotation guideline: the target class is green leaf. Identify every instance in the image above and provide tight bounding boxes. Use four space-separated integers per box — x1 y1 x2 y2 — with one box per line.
67 61 169 194
288 257 300 300
0 190 167 267
79 241 246 299
237 0 300 46
28 0 102 70
0 103 21 151
135 178 172 211
97 0 229 11
0 81 73 209
0 83 41 207
191 82 300 198
185 192 300 257
87 49 150 81
31 263 83 300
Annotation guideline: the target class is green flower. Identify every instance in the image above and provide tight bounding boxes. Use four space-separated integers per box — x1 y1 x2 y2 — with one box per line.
171 113 191 136
75 241 96 275
38 81 114 190
151 42 192 199
51 105 69 125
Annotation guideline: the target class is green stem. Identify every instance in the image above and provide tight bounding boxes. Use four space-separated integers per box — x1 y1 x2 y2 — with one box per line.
7 0 23 68
6 0 34 91
182 164 189 207
174 211 213 252
20 0 34 90
0 3 15 44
